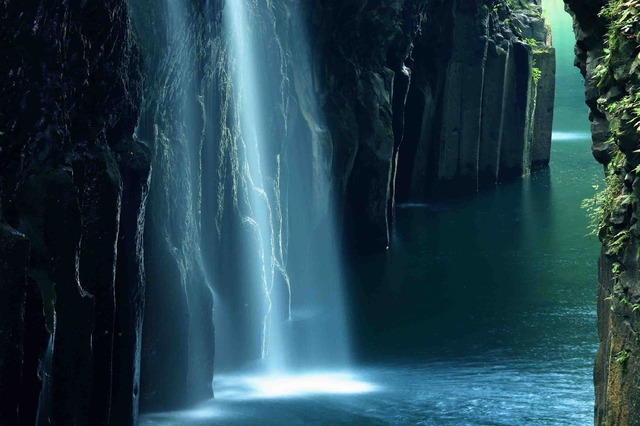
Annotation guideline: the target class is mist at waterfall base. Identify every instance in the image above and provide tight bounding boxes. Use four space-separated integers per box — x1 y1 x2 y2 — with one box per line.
141 1 600 425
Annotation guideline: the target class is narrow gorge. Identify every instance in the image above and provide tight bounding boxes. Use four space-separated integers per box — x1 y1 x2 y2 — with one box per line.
0 0 636 425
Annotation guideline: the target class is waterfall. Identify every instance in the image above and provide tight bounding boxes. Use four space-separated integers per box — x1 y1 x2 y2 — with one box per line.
223 0 289 371
219 0 351 375
283 1 351 370
131 0 216 410
131 0 362 411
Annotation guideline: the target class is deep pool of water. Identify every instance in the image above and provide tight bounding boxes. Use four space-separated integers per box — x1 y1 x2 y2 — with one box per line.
141 130 601 426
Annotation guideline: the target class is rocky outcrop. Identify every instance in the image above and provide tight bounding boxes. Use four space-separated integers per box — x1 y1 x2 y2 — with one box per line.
397 0 555 202
306 0 555 251
531 46 556 170
305 0 426 251
0 1 149 424
565 0 640 424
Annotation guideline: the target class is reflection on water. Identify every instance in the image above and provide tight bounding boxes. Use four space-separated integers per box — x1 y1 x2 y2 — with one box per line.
213 372 378 400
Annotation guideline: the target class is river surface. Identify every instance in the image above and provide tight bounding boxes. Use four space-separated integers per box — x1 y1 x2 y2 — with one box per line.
141 1 601 424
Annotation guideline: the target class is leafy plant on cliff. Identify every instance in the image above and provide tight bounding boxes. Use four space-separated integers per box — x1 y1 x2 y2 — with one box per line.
609 229 631 255
581 168 625 239
584 0 640 263
531 65 542 85
615 349 631 365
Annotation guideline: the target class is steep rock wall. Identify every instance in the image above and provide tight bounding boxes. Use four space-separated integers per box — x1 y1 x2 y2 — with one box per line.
128 0 294 409
0 1 149 425
308 0 555 251
305 0 426 251
565 0 640 424
397 0 555 201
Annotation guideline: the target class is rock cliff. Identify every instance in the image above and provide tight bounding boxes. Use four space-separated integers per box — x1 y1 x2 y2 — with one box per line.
397 0 555 202
566 0 640 423
308 0 555 251
0 1 149 424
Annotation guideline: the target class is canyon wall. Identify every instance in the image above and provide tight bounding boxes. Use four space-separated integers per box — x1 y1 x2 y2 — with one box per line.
565 0 640 424
0 0 555 424
396 0 555 202
0 1 149 424
308 0 555 251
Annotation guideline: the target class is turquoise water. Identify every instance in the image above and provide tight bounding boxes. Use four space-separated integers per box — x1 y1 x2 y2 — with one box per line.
144 153 602 422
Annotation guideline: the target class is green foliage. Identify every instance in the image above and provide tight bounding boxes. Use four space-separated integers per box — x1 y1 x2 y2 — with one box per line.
532 66 542 85
615 350 631 364
617 296 640 312
596 0 640 89
612 262 622 274
479 0 527 15
585 0 640 264
610 230 631 255
581 169 625 239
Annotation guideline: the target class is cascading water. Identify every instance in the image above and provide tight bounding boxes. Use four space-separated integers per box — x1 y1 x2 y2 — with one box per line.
283 1 351 370
130 0 216 411
222 0 290 371
136 0 600 424
138 0 373 419
218 0 352 378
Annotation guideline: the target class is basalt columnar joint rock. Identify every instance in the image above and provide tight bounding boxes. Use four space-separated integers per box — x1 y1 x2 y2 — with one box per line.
0 1 149 424
565 0 640 424
307 0 555 251
396 0 555 203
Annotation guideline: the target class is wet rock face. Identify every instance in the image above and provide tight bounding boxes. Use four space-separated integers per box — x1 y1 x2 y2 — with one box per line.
304 0 425 252
127 1 216 412
564 0 640 424
307 0 555 251
0 1 149 424
130 0 291 408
